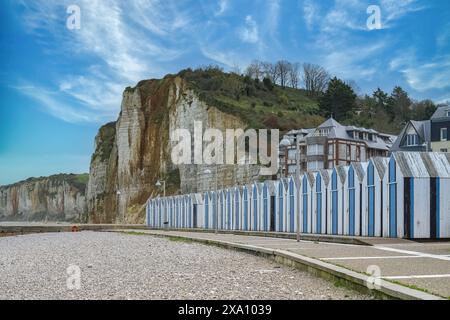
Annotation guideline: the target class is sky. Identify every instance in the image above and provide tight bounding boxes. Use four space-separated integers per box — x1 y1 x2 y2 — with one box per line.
0 0 449 185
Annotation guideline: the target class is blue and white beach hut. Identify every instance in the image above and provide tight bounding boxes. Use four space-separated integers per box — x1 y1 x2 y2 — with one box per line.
190 193 204 229
242 185 251 231
319 169 333 235
286 175 300 233
275 179 288 232
345 163 366 236
362 158 387 237
301 173 315 233
232 187 242 230
337 166 347 236
262 181 276 232
225 188 233 230
217 190 226 230
388 152 450 239
330 168 342 235
250 182 263 231
313 170 328 234
203 191 212 229
373 157 389 238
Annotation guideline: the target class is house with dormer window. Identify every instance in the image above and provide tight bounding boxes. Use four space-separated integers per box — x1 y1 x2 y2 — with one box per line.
391 105 450 153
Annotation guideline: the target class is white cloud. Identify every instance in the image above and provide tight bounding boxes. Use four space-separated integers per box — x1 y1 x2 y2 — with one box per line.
380 0 426 26
238 15 259 44
401 57 450 92
303 0 319 30
16 0 190 123
16 84 111 123
215 0 228 16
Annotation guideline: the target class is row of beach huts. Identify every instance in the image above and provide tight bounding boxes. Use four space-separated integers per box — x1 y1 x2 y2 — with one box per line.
146 152 450 239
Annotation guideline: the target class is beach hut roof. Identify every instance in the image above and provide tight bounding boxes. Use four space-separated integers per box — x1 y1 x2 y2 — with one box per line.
351 162 366 182
336 165 347 183
305 172 315 187
392 152 431 178
264 180 277 195
289 174 302 189
190 193 203 204
372 157 389 179
420 152 450 178
318 169 332 186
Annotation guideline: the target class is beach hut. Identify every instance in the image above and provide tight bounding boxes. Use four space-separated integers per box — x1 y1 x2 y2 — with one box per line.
373 157 389 238
301 173 315 234
313 171 329 234
225 188 233 230
189 193 203 229
242 185 251 231
427 153 450 238
232 187 242 230
319 169 333 235
345 163 366 236
262 181 276 232
362 159 387 237
250 182 263 231
287 175 300 233
210 190 218 231
388 152 450 239
203 192 211 229
275 179 288 232
146 199 152 228
330 168 345 235
218 190 226 230
337 166 347 236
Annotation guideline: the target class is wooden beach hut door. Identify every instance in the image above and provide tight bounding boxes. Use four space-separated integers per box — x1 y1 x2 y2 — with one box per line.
302 175 309 233
187 197 192 229
204 193 210 229
278 182 284 232
193 204 198 229
243 187 249 231
289 178 295 233
316 173 322 234
348 166 356 236
270 194 276 232
263 185 269 232
253 185 259 231
388 157 398 238
235 189 240 230
367 162 376 237
331 170 338 235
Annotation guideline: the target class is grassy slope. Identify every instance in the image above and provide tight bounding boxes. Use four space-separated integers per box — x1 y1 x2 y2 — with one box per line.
178 68 325 132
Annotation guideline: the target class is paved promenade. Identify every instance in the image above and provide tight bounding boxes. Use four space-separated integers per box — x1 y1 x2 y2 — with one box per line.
121 229 450 299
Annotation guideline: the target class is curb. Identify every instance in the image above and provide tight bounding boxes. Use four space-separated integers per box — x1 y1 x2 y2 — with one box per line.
146 227 372 246
122 230 444 301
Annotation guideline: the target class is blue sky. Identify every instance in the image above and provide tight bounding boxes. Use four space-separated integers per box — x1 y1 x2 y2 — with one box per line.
0 0 449 185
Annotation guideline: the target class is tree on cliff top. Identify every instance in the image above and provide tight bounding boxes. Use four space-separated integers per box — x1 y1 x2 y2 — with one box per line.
319 77 357 121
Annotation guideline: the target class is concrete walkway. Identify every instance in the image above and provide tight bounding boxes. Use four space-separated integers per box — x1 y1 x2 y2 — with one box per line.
114 229 450 300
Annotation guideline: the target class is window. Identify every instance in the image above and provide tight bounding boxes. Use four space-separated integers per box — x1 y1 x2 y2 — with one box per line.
406 134 419 146
441 128 448 141
447 111 450 117
347 145 351 157
441 149 448 153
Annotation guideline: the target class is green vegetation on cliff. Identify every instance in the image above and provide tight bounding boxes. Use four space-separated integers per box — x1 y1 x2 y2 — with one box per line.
92 122 116 162
1 173 89 193
177 67 324 131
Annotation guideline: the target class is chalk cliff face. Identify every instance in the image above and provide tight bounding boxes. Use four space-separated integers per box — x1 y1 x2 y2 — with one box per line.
0 174 88 222
87 76 260 224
